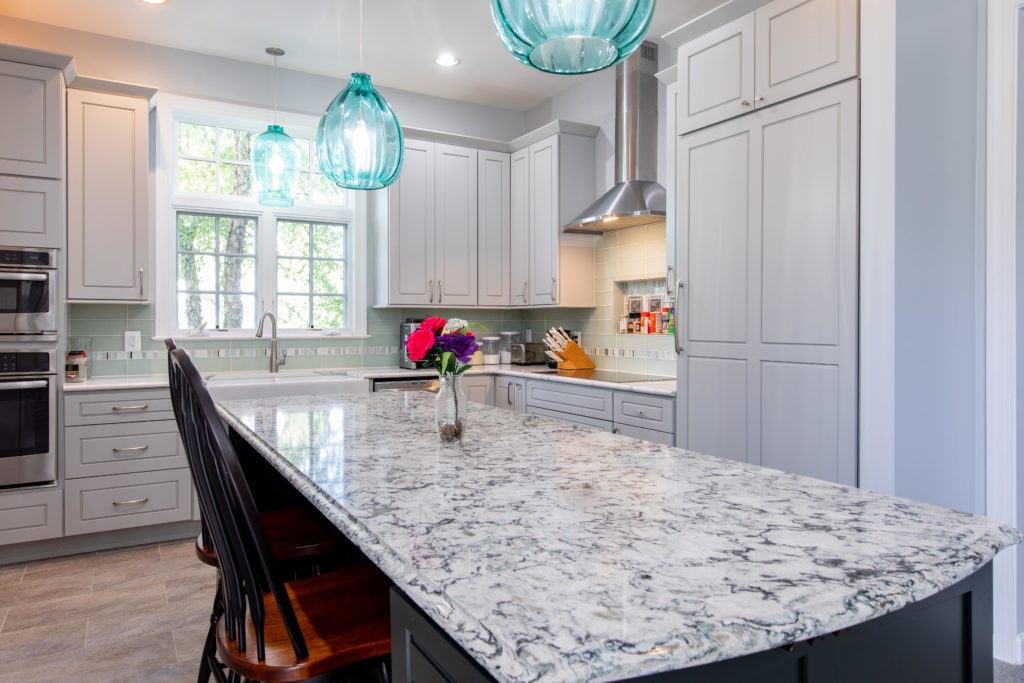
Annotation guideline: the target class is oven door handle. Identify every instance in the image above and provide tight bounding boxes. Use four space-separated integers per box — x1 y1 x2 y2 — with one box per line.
1 273 48 282
0 380 47 391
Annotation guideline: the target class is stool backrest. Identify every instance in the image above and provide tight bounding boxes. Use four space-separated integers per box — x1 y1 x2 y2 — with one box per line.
165 339 308 662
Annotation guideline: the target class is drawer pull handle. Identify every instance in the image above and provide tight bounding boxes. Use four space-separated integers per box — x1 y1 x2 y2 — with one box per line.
112 445 149 454
636 409 645 416
112 497 149 506
112 404 149 412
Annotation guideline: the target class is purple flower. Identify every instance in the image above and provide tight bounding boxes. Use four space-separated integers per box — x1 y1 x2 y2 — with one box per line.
437 333 479 363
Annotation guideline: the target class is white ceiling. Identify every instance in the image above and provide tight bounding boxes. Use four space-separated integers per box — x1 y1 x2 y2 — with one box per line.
0 0 723 110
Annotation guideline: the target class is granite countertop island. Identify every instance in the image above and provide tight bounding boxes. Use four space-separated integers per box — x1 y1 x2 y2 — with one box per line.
218 392 1021 683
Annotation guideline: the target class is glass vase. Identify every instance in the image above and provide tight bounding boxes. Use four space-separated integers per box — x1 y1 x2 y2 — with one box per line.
434 374 467 445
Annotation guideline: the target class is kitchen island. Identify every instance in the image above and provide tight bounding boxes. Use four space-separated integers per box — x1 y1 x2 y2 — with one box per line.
218 392 1021 682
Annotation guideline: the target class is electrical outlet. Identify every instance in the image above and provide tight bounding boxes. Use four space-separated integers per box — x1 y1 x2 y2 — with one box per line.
124 331 142 354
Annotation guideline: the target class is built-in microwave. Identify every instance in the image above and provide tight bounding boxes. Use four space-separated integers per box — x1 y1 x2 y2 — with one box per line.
0 348 57 488
0 247 58 336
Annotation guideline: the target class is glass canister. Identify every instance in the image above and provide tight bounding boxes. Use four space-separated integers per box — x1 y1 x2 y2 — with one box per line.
481 336 501 365
499 331 520 365
65 350 88 383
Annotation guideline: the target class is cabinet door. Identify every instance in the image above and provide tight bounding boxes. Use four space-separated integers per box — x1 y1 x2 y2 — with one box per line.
434 144 478 306
388 139 436 305
0 61 62 179
0 175 62 248
495 376 515 410
513 379 527 414
754 0 858 107
528 136 559 306
664 81 678 287
67 90 149 301
677 13 755 134
675 81 858 486
509 148 531 307
462 375 494 406
478 151 511 307
0 487 61 546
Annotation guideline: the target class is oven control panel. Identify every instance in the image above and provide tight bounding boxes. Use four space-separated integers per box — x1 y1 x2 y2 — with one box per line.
0 352 53 374
0 248 54 268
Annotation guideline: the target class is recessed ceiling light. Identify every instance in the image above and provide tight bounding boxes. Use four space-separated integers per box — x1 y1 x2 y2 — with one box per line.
434 53 461 67
139 0 168 5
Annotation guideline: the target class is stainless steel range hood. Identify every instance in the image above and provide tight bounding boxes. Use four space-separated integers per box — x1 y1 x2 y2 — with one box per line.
564 41 666 235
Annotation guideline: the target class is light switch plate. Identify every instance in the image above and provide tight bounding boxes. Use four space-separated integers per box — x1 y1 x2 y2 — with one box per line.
124 331 142 353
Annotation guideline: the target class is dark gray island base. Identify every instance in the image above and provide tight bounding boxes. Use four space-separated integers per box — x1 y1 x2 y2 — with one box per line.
391 565 992 683
217 393 1020 683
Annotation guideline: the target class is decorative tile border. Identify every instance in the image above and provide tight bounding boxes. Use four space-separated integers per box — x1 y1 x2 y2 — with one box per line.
584 346 675 362
90 345 400 362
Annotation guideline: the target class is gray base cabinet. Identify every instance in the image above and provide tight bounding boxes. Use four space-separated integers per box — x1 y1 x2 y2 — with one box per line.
461 375 494 406
0 487 62 545
62 388 193 539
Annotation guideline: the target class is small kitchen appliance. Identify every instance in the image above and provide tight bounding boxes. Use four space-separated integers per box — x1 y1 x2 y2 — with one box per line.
0 247 58 338
399 319 427 369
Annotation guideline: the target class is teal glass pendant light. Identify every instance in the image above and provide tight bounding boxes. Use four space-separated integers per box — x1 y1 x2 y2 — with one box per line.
253 47 301 207
491 0 655 75
317 0 403 190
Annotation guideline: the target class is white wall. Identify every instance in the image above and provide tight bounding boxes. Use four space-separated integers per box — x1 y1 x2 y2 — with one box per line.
0 15 527 141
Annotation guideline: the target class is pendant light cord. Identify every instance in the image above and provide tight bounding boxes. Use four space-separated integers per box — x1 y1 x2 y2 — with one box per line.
272 53 278 125
358 0 364 72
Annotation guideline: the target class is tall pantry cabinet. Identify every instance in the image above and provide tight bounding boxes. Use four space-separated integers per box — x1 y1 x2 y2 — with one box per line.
669 0 860 486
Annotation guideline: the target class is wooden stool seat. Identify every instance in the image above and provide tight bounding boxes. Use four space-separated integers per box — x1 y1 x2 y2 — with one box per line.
216 564 392 682
195 505 340 567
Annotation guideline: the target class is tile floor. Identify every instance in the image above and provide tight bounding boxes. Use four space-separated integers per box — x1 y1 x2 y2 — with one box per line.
1 540 1023 682
0 540 215 682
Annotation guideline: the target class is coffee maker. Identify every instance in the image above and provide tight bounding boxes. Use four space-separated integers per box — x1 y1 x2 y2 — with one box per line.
399 319 427 369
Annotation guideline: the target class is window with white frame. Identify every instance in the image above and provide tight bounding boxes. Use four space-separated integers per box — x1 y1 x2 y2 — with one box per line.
156 97 365 338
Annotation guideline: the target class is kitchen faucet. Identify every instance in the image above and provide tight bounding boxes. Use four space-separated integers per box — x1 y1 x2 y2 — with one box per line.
256 311 286 373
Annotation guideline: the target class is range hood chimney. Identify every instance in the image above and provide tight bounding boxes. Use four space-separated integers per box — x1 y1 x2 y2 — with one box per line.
564 41 666 235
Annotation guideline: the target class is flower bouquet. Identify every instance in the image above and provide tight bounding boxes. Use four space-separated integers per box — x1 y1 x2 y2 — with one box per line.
405 317 480 444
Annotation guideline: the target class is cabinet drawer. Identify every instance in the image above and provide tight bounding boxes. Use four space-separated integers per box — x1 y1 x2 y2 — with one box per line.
66 421 185 478
613 392 675 434
527 405 613 432
525 380 613 421
65 389 174 426
0 175 62 248
0 487 61 546
64 469 192 536
613 423 675 446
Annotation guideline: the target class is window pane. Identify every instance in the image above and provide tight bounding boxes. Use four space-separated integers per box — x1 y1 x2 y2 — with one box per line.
177 213 216 252
312 259 344 294
178 123 216 158
177 159 216 193
277 221 310 257
313 296 344 329
219 294 255 329
278 295 310 328
178 254 216 292
312 173 344 206
277 257 310 293
219 163 253 198
220 257 256 292
295 138 311 171
219 128 254 162
312 223 345 259
177 293 215 330
295 172 312 203
218 218 256 255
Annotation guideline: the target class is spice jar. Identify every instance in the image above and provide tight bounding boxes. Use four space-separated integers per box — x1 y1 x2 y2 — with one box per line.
65 350 88 383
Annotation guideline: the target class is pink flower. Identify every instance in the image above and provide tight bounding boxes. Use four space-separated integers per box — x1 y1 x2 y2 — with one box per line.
406 328 435 362
420 317 446 334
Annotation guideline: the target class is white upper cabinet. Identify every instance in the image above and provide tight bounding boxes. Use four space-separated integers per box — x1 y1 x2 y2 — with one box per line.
509 148 530 307
478 150 511 307
677 0 857 134
382 138 436 306
677 13 755 135
67 89 150 302
434 144 478 306
0 176 62 248
0 61 63 179
528 135 559 305
754 0 859 107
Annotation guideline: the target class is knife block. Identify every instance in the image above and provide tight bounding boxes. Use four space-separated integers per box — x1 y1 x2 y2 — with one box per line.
556 341 596 370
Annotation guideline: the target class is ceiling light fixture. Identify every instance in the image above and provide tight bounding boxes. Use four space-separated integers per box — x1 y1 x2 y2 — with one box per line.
317 0 403 190
139 0 169 5
252 47 301 207
434 53 461 67
490 0 654 75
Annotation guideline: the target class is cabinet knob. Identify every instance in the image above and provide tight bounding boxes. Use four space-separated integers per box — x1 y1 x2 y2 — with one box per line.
754 96 765 103
741 100 752 107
